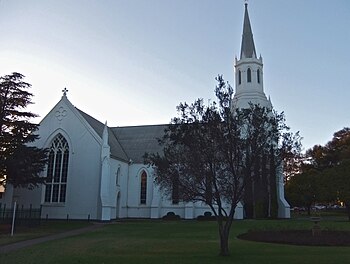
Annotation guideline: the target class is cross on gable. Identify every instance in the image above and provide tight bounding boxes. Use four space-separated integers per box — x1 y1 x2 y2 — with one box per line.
62 87 68 96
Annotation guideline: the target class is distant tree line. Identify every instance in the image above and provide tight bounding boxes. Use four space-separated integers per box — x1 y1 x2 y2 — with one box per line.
285 127 350 220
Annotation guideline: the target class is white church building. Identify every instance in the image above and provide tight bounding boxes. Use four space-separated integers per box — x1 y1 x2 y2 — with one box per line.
0 4 290 221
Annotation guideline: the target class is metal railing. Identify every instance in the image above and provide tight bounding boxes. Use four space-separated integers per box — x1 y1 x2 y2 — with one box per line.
0 204 41 227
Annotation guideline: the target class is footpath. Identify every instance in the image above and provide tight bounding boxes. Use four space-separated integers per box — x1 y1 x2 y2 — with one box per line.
0 222 106 254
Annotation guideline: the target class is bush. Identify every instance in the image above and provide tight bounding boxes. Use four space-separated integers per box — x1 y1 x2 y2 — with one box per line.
204 211 212 217
197 211 216 221
162 212 181 221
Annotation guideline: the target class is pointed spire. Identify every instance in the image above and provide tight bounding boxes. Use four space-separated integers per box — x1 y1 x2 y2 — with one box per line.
240 3 257 59
102 121 108 147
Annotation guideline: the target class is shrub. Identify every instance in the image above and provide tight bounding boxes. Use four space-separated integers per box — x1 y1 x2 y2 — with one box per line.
197 211 216 221
162 212 181 221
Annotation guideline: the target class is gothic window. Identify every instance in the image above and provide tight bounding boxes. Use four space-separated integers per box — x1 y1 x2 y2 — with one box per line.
116 167 121 186
238 70 242 85
140 170 147 204
257 69 260 83
45 133 69 203
247 68 252 83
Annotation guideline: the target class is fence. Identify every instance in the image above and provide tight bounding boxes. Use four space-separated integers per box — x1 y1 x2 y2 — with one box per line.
0 203 42 227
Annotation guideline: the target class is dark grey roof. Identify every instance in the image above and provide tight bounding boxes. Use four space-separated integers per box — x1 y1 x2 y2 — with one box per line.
111 125 167 163
240 3 257 59
77 108 167 163
76 108 129 162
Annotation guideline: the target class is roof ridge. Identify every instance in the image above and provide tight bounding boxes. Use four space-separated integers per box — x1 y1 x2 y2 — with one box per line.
111 124 169 129
76 108 104 126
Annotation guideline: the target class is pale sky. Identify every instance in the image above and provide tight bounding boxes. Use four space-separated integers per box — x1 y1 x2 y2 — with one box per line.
0 0 349 151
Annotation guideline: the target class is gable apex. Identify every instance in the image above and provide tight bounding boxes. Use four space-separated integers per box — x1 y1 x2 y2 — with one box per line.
38 95 106 152
38 94 74 126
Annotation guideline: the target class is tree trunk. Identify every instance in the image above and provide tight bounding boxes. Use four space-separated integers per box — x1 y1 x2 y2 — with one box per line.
251 174 256 219
217 214 234 256
219 227 230 256
307 205 311 216
267 186 271 218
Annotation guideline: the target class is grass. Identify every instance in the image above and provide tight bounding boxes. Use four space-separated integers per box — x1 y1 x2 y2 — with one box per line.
1 218 350 264
0 220 91 246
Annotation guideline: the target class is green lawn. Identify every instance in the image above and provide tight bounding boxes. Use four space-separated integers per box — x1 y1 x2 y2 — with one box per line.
1 219 350 264
0 220 91 246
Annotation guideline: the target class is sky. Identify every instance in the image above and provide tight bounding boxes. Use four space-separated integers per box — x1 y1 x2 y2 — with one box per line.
0 0 349 151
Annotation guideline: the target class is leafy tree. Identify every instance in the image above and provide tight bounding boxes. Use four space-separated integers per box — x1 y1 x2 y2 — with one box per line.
294 128 350 219
282 131 303 182
332 160 350 220
242 108 302 218
145 76 298 256
306 144 332 170
285 168 322 215
317 128 350 220
0 72 47 188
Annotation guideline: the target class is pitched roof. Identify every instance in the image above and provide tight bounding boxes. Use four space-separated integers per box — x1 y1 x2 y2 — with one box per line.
77 108 167 163
111 125 167 163
240 3 257 59
76 108 129 162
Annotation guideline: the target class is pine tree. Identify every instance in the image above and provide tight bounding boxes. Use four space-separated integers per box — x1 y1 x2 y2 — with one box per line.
0 72 47 188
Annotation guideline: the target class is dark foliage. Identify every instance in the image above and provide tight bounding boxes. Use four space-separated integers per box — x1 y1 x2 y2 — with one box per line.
145 75 299 255
0 72 47 188
286 127 350 220
162 212 181 221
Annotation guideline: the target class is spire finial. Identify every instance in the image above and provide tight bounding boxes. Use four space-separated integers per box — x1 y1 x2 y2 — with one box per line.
62 87 68 96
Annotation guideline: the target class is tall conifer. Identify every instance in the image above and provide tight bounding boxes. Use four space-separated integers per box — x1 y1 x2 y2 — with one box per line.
0 72 47 188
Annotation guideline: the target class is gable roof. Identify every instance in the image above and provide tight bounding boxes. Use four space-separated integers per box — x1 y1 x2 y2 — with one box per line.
111 124 167 163
77 108 167 163
76 108 129 162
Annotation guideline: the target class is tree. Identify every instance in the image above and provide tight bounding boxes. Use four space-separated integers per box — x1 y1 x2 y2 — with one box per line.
285 167 322 215
317 128 350 220
145 76 298 256
281 131 303 182
0 72 47 188
293 128 350 220
241 106 301 219
331 160 350 220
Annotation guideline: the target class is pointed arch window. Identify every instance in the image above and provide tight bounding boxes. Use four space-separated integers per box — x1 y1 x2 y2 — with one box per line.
45 133 69 203
238 70 242 85
140 170 147 204
257 69 260 83
247 68 252 83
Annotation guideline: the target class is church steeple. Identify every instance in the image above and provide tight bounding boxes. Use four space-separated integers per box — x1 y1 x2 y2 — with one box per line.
232 2 272 110
240 3 257 59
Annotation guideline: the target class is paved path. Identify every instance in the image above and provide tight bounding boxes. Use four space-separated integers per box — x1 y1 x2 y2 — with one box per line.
0 222 106 254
